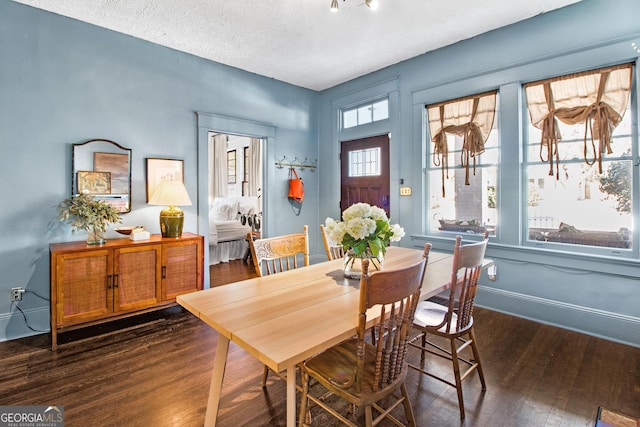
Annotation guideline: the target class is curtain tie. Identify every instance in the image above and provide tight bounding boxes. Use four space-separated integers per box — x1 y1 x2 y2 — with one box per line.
432 131 449 197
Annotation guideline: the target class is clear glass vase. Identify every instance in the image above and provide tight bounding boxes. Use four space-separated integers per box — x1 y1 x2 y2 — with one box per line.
343 249 383 279
87 227 106 245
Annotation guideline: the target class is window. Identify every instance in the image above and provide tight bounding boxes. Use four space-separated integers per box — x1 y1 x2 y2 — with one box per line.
525 63 633 251
343 99 389 129
426 91 499 237
242 147 249 195
349 147 381 177
243 147 249 182
227 150 236 184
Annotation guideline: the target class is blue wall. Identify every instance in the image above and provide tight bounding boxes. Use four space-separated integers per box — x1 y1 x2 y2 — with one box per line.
0 0 320 341
2 0 639 347
318 0 640 347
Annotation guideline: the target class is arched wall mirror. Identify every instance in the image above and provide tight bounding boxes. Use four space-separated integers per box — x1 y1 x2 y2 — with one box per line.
72 139 132 213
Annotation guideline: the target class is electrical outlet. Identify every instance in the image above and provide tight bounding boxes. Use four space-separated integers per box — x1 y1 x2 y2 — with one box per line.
11 287 25 302
487 265 497 281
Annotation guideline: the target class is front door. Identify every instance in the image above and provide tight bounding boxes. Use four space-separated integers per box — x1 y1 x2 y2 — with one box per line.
340 134 390 216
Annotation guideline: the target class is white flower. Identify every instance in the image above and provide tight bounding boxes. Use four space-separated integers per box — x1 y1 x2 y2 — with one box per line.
345 217 377 240
325 217 346 243
342 202 371 221
390 223 405 242
369 205 388 221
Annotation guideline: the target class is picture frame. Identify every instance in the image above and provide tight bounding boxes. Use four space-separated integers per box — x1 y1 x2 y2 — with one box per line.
77 170 111 195
146 158 184 202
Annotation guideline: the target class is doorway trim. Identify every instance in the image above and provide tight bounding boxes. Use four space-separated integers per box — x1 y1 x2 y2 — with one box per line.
197 112 275 287
326 78 400 226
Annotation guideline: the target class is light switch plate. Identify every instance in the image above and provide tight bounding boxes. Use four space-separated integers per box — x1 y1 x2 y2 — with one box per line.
400 186 412 196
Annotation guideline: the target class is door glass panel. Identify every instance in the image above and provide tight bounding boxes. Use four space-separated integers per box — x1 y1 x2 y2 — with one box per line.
349 147 381 177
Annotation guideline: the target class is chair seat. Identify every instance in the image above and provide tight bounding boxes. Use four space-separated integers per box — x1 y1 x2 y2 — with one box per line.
413 300 473 333
305 338 406 405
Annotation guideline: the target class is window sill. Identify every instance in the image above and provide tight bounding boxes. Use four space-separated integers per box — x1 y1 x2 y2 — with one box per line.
409 234 640 279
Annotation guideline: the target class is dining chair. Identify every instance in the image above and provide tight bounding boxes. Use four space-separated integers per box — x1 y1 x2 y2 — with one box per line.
248 225 309 277
320 224 345 261
247 225 309 386
298 243 432 427
321 224 380 345
408 234 488 419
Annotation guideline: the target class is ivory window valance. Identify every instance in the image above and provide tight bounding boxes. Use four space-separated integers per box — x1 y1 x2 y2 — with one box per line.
427 90 497 197
524 63 632 178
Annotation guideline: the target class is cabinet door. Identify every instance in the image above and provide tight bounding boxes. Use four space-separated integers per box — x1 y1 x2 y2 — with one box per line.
55 249 112 326
162 238 203 300
114 244 162 311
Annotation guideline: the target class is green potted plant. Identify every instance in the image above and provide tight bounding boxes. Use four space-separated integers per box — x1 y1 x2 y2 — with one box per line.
58 192 122 244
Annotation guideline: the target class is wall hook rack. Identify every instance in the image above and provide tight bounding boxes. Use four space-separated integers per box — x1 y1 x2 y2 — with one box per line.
275 155 317 171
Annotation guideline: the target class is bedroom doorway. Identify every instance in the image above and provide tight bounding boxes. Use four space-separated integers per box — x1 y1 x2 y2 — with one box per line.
208 132 263 268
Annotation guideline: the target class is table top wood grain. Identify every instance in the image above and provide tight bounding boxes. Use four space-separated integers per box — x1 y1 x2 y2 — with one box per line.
178 247 456 372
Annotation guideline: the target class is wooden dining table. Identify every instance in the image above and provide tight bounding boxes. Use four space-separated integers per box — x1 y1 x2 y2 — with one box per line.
177 246 491 426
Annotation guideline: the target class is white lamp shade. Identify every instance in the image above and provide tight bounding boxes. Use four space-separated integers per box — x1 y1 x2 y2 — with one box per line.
149 180 192 206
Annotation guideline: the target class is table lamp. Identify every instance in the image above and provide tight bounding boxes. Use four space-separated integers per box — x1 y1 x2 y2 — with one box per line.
148 180 192 238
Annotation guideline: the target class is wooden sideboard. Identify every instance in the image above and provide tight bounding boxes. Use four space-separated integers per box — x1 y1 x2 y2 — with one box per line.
50 232 203 350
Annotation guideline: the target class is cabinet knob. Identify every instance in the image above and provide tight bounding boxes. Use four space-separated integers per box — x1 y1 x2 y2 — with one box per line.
114 274 119 288
107 274 112 289
162 266 167 279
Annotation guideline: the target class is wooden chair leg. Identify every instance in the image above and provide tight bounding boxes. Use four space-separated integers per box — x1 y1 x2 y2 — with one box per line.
298 369 310 427
449 337 466 419
364 405 374 427
400 382 416 427
469 328 487 391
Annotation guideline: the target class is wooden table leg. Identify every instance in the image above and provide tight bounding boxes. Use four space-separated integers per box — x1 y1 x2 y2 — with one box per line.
204 335 230 427
286 366 297 426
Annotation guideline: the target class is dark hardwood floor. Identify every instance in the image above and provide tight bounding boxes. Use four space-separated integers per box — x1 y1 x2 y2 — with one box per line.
1 259 638 426
210 259 258 287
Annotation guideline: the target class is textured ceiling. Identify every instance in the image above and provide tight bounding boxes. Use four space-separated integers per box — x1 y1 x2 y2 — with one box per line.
13 0 583 91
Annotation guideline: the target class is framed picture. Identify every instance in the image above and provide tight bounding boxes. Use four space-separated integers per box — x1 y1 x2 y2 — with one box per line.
227 150 237 184
146 158 184 202
94 152 129 195
77 171 111 195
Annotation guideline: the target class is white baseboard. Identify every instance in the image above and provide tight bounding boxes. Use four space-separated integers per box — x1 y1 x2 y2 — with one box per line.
476 286 640 348
0 305 50 342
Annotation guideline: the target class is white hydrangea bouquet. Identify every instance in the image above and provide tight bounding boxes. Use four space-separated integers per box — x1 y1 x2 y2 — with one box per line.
324 203 405 273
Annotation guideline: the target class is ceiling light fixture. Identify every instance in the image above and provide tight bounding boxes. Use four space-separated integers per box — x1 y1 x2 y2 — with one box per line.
330 0 379 12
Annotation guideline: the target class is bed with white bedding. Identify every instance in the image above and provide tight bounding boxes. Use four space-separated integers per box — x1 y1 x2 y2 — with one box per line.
208 196 258 265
